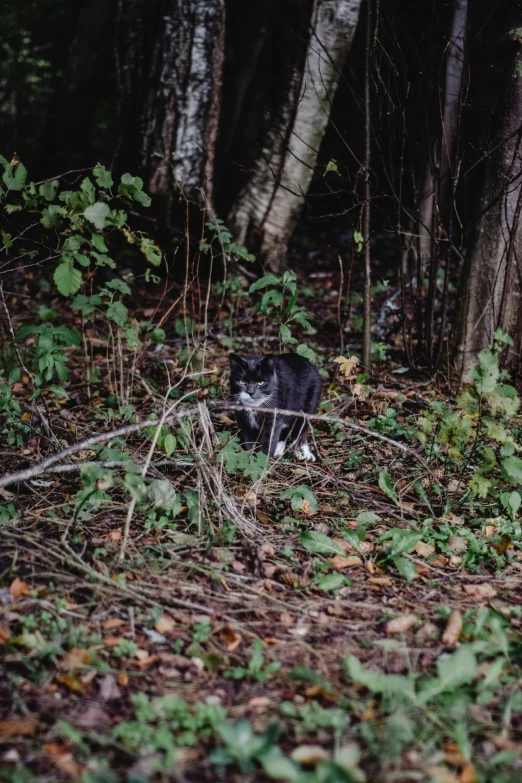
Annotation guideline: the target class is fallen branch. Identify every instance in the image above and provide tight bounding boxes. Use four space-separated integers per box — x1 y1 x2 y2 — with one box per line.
0 401 440 490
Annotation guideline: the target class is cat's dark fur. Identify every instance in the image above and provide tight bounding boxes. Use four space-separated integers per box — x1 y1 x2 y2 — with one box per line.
229 353 321 460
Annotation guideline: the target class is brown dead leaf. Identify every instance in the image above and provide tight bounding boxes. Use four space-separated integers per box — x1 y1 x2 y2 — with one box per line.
155 614 176 634
259 541 275 559
219 626 242 651
460 763 479 783
300 499 312 515
135 649 160 668
117 673 129 687
57 674 86 694
248 696 271 707
60 648 90 670
414 541 436 558
442 610 463 647
334 355 360 381
9 578 30 599
107 528 122 541
291 745 330 765
280 612 295 626
0 718 37 738
423 766 459 783
0 622 11 644
385 613 418 634
256 511 271 524
102 617 126 630
367 576 393 586
103 635 125 647
45 742 82 778
449 535 468 553
431 555 448 568
328 555 362 570
463 583 497 599
485 525 497 538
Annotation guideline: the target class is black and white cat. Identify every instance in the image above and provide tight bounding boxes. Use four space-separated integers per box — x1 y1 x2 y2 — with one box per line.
229 353 321 461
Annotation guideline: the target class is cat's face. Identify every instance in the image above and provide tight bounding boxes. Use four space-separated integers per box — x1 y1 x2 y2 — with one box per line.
229 354 276 407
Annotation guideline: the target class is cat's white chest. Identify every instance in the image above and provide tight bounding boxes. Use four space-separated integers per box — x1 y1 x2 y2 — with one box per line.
246 410 258 428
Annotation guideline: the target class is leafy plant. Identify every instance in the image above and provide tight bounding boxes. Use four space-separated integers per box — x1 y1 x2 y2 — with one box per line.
225 639 281 682
249 270 314 348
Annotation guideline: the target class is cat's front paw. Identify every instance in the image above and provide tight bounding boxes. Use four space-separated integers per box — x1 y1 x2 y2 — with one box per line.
295 442 316 462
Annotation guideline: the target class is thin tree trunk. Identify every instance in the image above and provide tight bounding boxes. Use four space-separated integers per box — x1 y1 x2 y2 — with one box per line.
415 0 467 364
140 0 225 210
230 0 362 273
362 0 372 371
454 33 522 378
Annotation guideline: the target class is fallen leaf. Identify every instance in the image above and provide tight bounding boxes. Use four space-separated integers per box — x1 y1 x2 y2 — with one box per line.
0 622 11 644
45 742 82 778
300 499 312 515
248 696 271 707
430 555 448 568
463 583 497 599
414 541 436 558
485 525 497 538
259 541 275 559
57 674 86 694
135 649 160 668
460 763 479 783
442 610 462 647
385 613 418 634
117 673 129 687
423 766 459 783
60 648 90 670
291 745 330 765
99 674 121 702
367 576 393 586
328 555 362 570
102 617 126 630
155 614 176 634
0 718 37 738
256 511 271 524
107 528 122 541
416 621 438 643
71 704 110 730
9 578 30 599
449 536 468 553
219 626 242 651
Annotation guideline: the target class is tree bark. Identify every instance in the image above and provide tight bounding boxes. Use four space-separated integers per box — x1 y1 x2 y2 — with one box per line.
139 0 225 210
230 0 362 273
454 31 522 378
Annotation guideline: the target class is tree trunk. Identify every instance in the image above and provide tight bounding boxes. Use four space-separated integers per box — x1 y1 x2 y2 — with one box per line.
230 0 362 273
139 0 225 211
454 31 522 378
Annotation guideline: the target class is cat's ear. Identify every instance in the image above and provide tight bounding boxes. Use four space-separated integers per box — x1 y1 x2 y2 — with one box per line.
230 353 245 371
262 354 276 373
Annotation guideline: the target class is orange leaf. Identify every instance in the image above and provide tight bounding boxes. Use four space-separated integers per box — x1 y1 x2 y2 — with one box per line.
0 718 36 737
45 742 82 778
328 555 362 570
10 578 30 599
219 626 242 651
155 614 176 634
385 613 418 634
57 674 86 694
442 610 463 647
0 622 11 644
367 576 393 586
460 763 479 783
117 672 129 687
60 648 90 670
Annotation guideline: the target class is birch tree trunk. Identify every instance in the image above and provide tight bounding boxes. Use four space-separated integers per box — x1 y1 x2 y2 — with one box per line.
454 32 522 379
139 0 225 211
230 0 362 273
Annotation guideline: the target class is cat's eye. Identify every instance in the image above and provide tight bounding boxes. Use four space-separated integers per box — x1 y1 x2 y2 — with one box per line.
257 381 265 385
239 380 246 385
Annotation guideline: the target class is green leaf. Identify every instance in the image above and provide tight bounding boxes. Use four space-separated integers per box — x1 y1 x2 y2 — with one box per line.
296 343 316 363
280 484 318 513
54 259 82 296
106 301 129 326
38 179 59 201
418 645 477 705
301 530 344 556
279 324 292 344
71 294 101 316
356 511 381 525
501 490 521 520
2 161 27 191
91 233 108 252
324 158 339 175
470 348 499 396
80 177 96 204
344 655 416 701
392 556 417 582
259 750 300 781
318 572 346 591
501 456 522 485
49 384 69 398
84 202 111 230
468 473 491 498
40 205 67 229
378 470 399 505
140 237 162 266
249 274 280 294
148 479 180 513
93 163 114 189
164 433 177 456
118 173 151 207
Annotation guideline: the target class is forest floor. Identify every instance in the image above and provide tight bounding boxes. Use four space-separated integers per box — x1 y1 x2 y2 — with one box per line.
1 255 522 783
